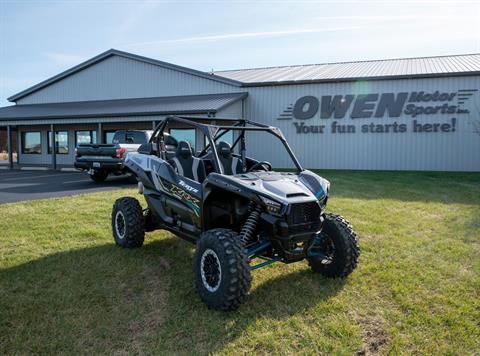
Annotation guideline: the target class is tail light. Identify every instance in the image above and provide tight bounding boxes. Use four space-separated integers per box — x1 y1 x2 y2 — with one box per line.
115 147 126 158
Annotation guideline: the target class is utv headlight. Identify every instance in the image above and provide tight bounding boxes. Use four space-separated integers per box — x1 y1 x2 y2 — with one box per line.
259 196 282 214
315 178 330 209
320 178 330 195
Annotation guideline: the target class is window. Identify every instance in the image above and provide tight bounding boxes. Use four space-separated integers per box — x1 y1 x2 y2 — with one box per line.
111 130 149 144
48 131 69 154
112 130 125 144
105 131 116 144
22 132 41 154
75 130 97 145
205 129 234 147
126 131 149 144
170 129 196 148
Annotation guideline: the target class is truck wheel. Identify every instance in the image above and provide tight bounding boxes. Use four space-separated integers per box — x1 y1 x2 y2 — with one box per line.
308 214 359 278
112 197 145 248
194 229 251 311
90 169 108 182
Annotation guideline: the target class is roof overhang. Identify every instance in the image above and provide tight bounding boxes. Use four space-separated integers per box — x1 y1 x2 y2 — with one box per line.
0 92 247 122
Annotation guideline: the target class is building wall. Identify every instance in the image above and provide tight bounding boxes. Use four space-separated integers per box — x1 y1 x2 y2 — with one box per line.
9 52 479 171
16 55 240 105
244 76 480 171
16 122 155 166
14 103 244 167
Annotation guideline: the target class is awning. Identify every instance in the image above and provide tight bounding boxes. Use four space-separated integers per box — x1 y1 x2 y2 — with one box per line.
0 92 247 121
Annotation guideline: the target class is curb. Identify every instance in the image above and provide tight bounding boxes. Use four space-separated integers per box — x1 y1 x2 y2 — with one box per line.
20 167 49 171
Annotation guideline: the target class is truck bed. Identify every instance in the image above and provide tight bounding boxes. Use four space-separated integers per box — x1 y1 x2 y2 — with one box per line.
74 144 124 171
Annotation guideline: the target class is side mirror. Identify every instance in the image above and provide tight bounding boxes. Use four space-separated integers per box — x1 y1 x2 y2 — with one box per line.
137 143 155 155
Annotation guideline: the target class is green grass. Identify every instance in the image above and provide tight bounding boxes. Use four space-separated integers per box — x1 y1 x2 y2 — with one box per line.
0 171 479 355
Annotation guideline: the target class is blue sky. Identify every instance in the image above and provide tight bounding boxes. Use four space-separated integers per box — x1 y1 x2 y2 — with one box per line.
1 0 479 106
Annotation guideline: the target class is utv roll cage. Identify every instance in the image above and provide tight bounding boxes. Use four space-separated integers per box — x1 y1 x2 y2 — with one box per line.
150 115 304 174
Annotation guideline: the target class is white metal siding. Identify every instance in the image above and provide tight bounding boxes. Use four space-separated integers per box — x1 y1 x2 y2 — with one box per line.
17 56 239 104
14 101 245 167
244 76 480 172
10 52 480 172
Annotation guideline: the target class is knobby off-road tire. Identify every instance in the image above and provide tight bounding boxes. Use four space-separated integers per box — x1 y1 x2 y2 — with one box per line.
308 213 360 278
90 169 108 182
194 228 251 311
112 197 145 248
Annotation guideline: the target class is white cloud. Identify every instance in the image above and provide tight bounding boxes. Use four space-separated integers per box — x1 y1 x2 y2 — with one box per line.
122 25 367 48
113 1 161 43
43 52 86 66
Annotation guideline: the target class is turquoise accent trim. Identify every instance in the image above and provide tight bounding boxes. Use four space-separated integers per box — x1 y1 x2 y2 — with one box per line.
315 188 325 198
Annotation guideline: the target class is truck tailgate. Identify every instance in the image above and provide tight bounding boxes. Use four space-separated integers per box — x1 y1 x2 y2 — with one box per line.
76 144 118 158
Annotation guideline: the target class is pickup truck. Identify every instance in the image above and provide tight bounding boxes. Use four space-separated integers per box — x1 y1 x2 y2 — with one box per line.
74 130 153 182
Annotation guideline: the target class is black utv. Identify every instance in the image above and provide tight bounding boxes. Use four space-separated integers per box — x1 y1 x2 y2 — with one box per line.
112 116 359 311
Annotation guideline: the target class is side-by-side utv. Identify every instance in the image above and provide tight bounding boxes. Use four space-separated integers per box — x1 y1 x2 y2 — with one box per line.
111 116 359 310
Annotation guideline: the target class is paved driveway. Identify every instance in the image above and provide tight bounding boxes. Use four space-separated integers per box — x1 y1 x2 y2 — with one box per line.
0 170 135 204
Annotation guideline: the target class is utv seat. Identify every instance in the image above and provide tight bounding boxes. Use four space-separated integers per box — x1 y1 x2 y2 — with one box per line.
217 141 243 175
171 141 206 182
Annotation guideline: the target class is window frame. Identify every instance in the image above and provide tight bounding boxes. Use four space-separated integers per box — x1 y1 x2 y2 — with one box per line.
48 131 69 155
21 131 42 154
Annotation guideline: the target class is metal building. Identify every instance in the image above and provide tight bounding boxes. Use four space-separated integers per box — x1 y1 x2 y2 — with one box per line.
0 49 479 171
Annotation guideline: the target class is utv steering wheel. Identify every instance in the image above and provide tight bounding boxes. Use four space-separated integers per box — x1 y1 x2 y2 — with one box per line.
248 161 272 172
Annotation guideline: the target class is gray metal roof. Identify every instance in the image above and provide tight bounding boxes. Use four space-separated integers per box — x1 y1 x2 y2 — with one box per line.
0 92 247 121
7 50 480 103
213 54 480 85
7 49 243 102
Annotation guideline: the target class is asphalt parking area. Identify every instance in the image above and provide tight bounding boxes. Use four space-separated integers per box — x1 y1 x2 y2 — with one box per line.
0 170 135 204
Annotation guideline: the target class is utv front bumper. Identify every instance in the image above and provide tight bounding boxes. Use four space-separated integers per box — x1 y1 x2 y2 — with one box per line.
259 201 324 262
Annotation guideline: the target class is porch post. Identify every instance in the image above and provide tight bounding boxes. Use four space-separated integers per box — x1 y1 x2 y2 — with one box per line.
97 122 103 144
7 125 13 169
50 124 57 170
152 120 156 130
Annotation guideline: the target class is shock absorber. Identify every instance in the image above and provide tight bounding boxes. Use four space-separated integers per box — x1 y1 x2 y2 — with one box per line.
240 203 262 245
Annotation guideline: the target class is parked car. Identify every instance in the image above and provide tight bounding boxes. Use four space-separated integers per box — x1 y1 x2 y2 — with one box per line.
74 130 153 182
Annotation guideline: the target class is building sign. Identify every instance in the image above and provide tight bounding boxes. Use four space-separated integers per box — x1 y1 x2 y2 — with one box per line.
277 89 477 135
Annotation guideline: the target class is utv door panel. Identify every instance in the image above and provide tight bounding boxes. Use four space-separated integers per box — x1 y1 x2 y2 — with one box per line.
150 162 202 232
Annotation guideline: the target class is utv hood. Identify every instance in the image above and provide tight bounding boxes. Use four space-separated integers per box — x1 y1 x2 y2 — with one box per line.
228 171 320 204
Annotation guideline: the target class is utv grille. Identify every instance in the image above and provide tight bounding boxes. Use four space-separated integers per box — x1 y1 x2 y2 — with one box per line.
288 220 322 235
288 201 321 225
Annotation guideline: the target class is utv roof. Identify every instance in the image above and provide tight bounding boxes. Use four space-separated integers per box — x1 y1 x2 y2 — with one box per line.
152 115 302 172
161 115 282 131
155 115 287 143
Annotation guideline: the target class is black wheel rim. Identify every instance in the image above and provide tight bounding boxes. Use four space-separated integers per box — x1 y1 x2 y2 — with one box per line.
314 233 335 259
115 211 126 239
200 249 222 292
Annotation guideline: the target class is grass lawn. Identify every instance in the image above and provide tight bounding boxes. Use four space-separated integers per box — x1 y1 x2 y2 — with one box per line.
0 171 479 355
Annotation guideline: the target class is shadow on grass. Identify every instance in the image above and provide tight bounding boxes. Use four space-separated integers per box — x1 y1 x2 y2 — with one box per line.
0 236 345 354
